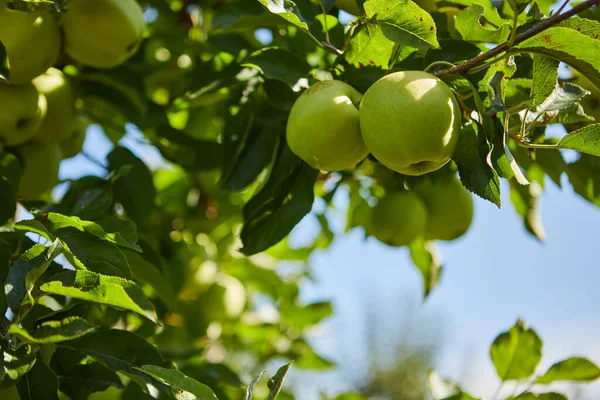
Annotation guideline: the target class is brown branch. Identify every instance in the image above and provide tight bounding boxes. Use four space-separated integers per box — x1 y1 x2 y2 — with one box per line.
434 0 599 79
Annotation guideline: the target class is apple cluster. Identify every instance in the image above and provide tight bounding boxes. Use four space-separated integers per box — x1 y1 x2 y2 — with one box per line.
0 0 145 200
286 71 472 245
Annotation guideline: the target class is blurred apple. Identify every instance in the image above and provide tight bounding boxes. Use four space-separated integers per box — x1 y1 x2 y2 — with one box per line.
0 83 47 146
14 141 62 200
61 115 90 159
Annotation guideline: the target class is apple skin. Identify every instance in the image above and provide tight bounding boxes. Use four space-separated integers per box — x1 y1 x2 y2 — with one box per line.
0 3 61 84
415 176 474 241
336 0 362 15
32 68 76 143
286 80 368 171
0 83 47 146
60 115 90 159
359 71 462 176
368 191 428 247
62 0 145 68
198 274 246 321
14 141 62 200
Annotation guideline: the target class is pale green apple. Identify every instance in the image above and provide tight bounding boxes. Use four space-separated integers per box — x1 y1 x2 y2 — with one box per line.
415 176 474 241
14 141 62 200
369 191 428 247
286 80 368 171
199 274 246 321
359 71 462 176
60 115 90 159
32 68 76 142
62 0 145 68
336 0 362 15
0 83 47 146
0 2 61 84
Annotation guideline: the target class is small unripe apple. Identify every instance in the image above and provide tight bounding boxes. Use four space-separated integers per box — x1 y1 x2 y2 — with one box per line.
60 115 90 159
287 80 368 171
62 0 145 68
0 2 61 84
198 274 246 321
336 0 362 15
32 68 76 143
14 141 62 200
368 191 428 247
0 83 47 146
359 71 462 176
415 176 474 240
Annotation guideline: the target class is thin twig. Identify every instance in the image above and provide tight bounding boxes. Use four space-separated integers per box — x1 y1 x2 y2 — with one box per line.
318 1 331 45
434 0 599 79
556 0 571 14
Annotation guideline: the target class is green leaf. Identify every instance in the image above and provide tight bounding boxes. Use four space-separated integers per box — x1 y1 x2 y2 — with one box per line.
241 146 318 255
5 241 63 320
509 179 545 242
59 231 133 279
16 360 59 400
526 82 589 126
107 147 157 229
55 176 114 221
0 178 16 227
266 362 293 400
567 154 600 206
9 317 94 344
255 0 309 31
242 47 311 87
139 365 219 400
536 357 600 383
558 124 600 156
282 301 332 329
409 239 443 298
428 370 480 400
535 147 566 187
124 249 176 309
345 22 396 67
514 27 600 89
452 123 501 207
455 4 510 43
156 124 224 171
40 270 158 323
60 329 165 385
490 319 543 381
245 370 266 400
511 393 567 400
364 0 440 49
530 55 559 107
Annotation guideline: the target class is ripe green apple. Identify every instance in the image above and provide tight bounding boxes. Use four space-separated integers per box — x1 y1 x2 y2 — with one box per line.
32 68 76 143
62 0 145 68
0 3 61 84
415 176 474 241
14 141 62 200
359 71 462 176
61 115 90 159
368 191 428 247
336 0 362 15
286 80 368 171
198 274 246 321
0 83 47 146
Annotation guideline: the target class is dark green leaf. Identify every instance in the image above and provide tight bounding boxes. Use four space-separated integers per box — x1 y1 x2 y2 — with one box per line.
567 154 600 206
490 319 543 381
364 0 440 49
107 147 156 228
452 123 501 207
509 179 545 242
124 249 176 309
139 365 219 400
558 124 600 156
55 176 114 221
156 125 223 171
40 270 158 323
536 357 600 383
409 239 443 298
16 360 59 400
530 55 559 107
243 47 311 87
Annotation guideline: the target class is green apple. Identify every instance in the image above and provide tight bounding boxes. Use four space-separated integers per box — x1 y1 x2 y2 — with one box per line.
14 141 62 200
368 191 428 247
286 80 368 171
336 0 362 15
0 2 61 84
359 71 462 176
0 83 47 146
415 176 474 240
32 68 76 142
199 274 246 321
60 115 90 159
62 0 145 69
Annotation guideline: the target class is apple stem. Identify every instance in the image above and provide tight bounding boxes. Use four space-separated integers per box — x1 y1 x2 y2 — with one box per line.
434 0 599 79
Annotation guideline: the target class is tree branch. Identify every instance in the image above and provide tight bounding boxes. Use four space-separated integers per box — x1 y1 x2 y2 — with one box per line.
434 0 599 79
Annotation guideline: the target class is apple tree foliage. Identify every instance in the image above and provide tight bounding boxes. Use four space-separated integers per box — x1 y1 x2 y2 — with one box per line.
1 0 600 398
